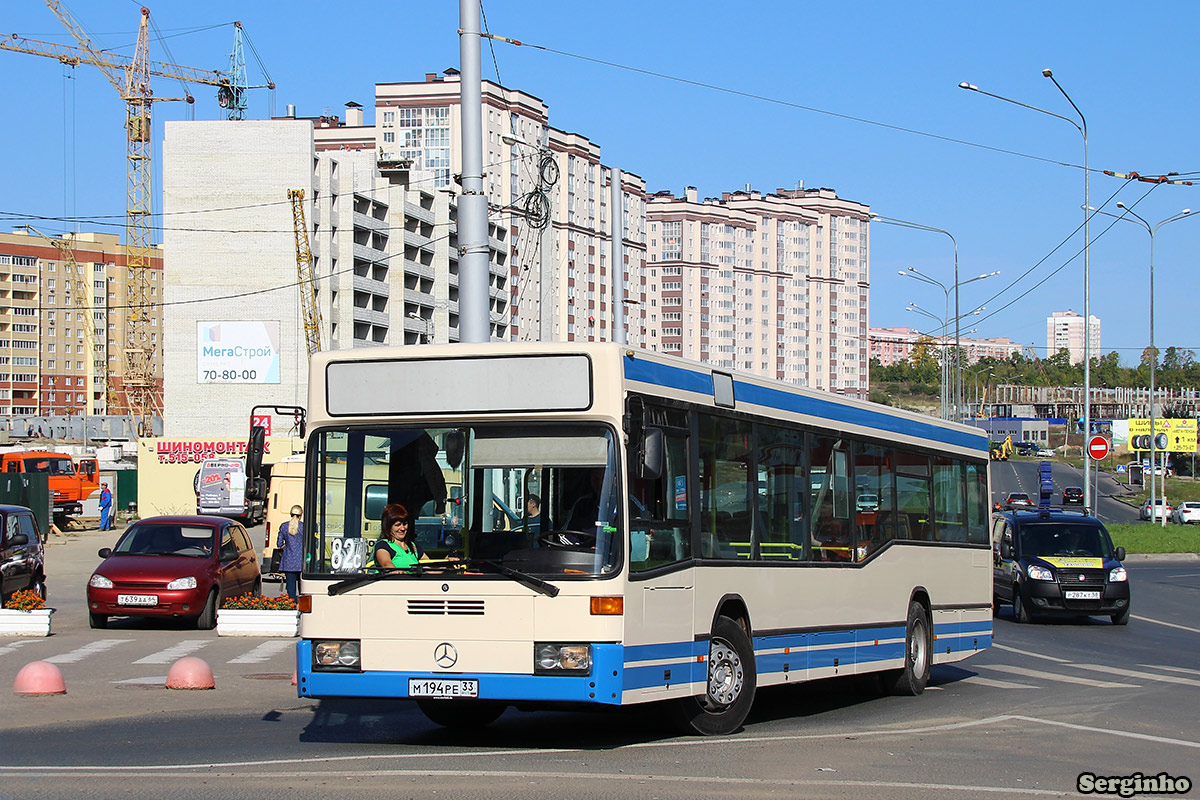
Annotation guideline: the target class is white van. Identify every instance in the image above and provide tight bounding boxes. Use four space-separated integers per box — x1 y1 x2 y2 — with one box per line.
261 454 305 576
195 457 265 525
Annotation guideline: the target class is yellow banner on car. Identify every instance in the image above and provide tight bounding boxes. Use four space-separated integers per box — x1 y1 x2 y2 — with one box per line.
1042 557 1104 569
1127 418 1197 453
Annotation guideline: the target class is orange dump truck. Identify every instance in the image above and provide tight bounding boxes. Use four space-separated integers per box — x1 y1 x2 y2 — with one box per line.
1 449 100 519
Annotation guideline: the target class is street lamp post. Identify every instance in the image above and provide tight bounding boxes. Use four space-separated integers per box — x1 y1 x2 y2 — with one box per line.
872 214 965 417
1089 203 1193 527
961 71 1091 511
900 267 999 419
905 299 988 420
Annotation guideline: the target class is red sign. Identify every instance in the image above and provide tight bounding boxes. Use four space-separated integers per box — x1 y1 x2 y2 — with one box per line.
251 414 272 436
1088 435 1111 461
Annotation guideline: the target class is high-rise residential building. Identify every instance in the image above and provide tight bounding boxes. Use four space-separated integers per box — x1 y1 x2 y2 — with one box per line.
0 229 163 418
869 327 1024 367
311 73 649 346
1046 310 1100 364
161 119 508 436
644 186 871 396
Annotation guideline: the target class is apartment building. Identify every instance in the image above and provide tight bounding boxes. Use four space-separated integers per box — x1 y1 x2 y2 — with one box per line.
644 186 871 396
1046 310 1101 365
870 326 1024 367
161 119 508 436
311 72 649 346
0 230 163 418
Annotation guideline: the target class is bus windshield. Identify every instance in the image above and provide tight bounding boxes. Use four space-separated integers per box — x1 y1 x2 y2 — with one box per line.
307 424 621 579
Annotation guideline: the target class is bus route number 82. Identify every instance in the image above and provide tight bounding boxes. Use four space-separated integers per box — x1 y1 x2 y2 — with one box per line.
330 538 371 573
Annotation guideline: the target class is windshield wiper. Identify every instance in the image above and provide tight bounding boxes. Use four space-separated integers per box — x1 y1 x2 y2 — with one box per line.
326 559 559 597
469 559 559 597
327 567 420 596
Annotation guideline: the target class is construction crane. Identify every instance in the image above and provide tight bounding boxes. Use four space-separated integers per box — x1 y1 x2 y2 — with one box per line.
1 2 273 434
288 190 324 356
19 226 114 415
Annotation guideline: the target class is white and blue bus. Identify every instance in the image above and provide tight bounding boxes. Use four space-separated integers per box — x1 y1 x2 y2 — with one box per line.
292 343 991 734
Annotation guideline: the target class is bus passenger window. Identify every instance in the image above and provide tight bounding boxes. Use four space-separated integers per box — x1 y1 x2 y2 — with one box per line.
698 415 752 560
629 430 691 571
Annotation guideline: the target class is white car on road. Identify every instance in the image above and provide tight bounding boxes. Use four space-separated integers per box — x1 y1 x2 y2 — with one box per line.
1171 501 1200 524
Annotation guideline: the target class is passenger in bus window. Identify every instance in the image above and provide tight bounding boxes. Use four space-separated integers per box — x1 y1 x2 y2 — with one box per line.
525 493 543 533
373 504 428 570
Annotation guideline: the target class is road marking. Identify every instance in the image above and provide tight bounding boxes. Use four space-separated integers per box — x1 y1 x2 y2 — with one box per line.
1142 664 1200 677
982 663 1138 688
4 713 1199 780
44 639 133 664
0 639 38 657
959 675 1038 689
1131 614 1200 634
1073 663 1200 688
990 642 1073 664
112 676 167 685
133 640 210 665
227 640 293 664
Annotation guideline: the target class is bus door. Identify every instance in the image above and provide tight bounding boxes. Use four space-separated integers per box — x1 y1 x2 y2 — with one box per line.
625 409 695 695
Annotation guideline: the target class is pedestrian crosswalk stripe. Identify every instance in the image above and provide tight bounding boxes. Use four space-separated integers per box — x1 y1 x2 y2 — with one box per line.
133 640 210 665
44 639 133 664
227 640 294 664
983 663 1138 688
991 643 1073 664
1141 664 1200 678
0 639 37 657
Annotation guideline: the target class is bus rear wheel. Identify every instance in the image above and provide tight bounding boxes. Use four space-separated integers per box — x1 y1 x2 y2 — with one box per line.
417 699 506 729
886 601 931 696
670 616 756 735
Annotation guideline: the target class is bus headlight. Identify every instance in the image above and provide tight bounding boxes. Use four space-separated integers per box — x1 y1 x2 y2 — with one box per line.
534 643 592 674
313 640 362 671
1027 565 1054 581
1109 567 1128 582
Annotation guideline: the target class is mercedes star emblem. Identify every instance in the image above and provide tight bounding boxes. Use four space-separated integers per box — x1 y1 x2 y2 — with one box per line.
434 642 458 669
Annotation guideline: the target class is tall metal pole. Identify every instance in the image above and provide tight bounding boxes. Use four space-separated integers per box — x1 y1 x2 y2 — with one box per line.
1107 204 1194 527
951 238 961 420
610 168 626 344
960 73 1089 509
1042 70 1090 513
458 0 490 343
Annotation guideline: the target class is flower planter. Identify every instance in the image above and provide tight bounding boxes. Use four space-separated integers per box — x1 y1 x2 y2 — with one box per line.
0 608 52 637
217 608 300 637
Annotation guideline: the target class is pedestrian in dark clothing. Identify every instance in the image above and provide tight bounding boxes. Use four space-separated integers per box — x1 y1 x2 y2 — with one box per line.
276 505 304 599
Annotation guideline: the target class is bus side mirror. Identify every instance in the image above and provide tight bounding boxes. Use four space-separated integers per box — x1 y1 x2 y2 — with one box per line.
640 427 664 481
1115 545 1125 561
245 425 266 500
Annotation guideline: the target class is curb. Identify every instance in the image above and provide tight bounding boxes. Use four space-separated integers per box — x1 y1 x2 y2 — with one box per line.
1123 552 1200 562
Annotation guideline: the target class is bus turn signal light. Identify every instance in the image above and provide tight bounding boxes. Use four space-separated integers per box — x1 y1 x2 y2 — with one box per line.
590 596 623 615
297 595 312 613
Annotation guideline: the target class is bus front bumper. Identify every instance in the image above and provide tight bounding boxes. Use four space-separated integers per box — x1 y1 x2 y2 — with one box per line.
296 640 626 705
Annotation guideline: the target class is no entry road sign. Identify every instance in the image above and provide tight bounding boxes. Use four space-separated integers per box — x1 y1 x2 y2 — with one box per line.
1088 435 1111 461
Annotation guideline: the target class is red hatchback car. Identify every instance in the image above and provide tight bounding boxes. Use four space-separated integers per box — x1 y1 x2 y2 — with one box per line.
86 515 260 629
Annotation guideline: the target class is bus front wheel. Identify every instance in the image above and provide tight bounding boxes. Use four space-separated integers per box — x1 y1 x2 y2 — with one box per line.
417 699 506 729
670 616 757 735
886 601 931 696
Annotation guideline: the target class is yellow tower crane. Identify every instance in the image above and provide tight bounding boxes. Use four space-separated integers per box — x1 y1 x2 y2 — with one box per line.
0 3 270 433
288 189 324 356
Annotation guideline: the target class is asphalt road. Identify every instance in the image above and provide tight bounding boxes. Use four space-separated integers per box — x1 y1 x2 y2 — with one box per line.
2 526 1198 799
989 459 1142 524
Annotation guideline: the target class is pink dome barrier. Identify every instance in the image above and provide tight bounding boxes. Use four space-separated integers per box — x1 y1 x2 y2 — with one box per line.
13 661 67 695
165 656 215 690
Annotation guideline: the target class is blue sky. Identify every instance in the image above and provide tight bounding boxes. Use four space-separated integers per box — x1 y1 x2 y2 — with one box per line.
4 0 1198 366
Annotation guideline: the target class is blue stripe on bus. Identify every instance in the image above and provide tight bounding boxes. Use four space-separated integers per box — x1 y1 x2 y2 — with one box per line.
297 618 994 704
622 354 987 453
